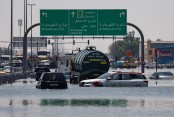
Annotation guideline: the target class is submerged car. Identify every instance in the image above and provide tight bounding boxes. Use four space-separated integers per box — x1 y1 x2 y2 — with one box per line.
150 71 174 80
36 72 68 89
79 71 148 87
33 67 51 81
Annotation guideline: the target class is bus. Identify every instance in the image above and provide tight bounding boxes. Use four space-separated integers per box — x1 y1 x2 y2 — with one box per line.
0 55 10 63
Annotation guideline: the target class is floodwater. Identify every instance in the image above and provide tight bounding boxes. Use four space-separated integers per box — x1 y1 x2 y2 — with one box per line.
0 68 174 117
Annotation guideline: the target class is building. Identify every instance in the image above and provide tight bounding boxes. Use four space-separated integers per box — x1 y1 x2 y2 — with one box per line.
146 40 174 64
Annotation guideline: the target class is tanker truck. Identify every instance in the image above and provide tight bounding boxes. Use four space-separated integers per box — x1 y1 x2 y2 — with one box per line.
70 46 110 84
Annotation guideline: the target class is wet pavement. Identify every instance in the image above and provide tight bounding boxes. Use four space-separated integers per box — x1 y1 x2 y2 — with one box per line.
0 68 174 117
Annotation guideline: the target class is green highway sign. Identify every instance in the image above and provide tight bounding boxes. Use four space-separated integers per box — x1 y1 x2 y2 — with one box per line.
40 9 127 36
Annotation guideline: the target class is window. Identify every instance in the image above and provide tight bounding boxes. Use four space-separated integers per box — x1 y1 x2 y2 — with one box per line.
130 74 146 79
110 74 120 80
122 74 130 80
42 73 66 81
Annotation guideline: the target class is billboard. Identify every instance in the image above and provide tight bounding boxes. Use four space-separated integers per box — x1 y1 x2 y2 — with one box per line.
159 50 172 57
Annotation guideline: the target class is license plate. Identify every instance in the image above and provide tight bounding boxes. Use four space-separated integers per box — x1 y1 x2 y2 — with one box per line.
50 84 59 86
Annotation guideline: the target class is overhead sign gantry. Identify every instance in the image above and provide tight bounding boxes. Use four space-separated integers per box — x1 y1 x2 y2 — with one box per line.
40 9 127 36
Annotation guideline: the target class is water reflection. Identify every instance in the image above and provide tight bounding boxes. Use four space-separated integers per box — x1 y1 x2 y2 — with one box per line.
8 100 35 106
40 99 128 107
40 99 68 106
5 98 174 108
14 79 35 84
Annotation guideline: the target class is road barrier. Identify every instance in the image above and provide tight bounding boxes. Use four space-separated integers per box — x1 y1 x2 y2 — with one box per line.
0 71 31 85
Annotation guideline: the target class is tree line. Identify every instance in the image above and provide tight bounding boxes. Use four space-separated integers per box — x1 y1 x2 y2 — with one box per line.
108 31 140 60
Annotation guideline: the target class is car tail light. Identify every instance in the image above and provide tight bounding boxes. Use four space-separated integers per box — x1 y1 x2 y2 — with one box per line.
144 80 148 83
92 81 103 87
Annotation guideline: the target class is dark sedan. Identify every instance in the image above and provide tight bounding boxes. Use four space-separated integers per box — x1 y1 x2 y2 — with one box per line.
36 72 68 89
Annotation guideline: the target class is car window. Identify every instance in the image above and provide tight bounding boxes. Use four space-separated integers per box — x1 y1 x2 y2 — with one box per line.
65 72 71 75
122 74 130 80
98 73 112 79
42 73 66 81
152 73 157 76
34 67 50 72
130 74 146 79
110 74 120 80
44 68 51 72
158 72 173 76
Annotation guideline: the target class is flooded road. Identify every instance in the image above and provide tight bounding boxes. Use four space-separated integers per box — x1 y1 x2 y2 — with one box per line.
0 68 174 117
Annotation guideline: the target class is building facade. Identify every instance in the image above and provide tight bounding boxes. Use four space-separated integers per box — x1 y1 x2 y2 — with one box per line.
146 40 174 64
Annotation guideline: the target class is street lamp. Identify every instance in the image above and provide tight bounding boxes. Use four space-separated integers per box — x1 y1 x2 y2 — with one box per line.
27 3 35 56
18 19 23 37
36 41 38 56
10 0 13 73
51 43 55 56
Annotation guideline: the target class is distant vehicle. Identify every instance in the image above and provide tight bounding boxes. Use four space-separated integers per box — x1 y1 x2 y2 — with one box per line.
36 72 68 89
79 71 148 87
0 66 6 75
38 50 50 56
0 55 10 63
145 62 164 69
165 61 174 68
64 71 71 79
0 70 6 75
150 71 174 80
33 67 51 81
115 61 137 69
12 60 23 72
3 66 14 73
38 60 51 68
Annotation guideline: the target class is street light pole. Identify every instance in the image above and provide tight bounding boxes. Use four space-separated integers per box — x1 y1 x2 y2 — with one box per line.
51 43 54 56
36 41 38 56
10 0 13 73
18 19 23 37
27 4 35 56
24 0 25 33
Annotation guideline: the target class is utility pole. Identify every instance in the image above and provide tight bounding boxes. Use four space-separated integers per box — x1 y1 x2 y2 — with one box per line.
10 0 13 73
27 4 35 56
28 3 35 72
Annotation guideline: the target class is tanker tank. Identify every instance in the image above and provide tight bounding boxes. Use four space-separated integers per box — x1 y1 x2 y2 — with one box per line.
70 46 110 84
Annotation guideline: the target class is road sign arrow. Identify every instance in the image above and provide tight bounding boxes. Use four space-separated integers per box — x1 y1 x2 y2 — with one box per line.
120 11 125 17
71 12 75 17
42 12 47 18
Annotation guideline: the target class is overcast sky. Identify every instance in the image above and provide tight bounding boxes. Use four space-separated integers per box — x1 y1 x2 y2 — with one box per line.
0 0 174 53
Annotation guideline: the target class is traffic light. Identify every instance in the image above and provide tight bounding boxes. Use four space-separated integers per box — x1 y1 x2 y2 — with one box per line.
48 40 51 45
45 39 47 46
87 40 90 45
73 40 75 45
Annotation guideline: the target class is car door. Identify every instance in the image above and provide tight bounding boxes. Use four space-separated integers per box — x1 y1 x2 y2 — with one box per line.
120 74 132 87
105 74 121 87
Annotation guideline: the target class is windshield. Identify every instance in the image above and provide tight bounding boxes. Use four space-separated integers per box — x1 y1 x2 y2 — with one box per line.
158 72 173 76
4 66 11 70
12 63 22 67
97 73 112 79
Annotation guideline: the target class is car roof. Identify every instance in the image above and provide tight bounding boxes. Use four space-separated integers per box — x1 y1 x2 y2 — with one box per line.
43 72 64 74
156 71 172 73
35 67 50 69
109 71 143 75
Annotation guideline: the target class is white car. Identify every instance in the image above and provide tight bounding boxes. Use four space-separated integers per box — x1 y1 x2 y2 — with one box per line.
145 62 164 69
150 71 174 80
79 71 148 87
